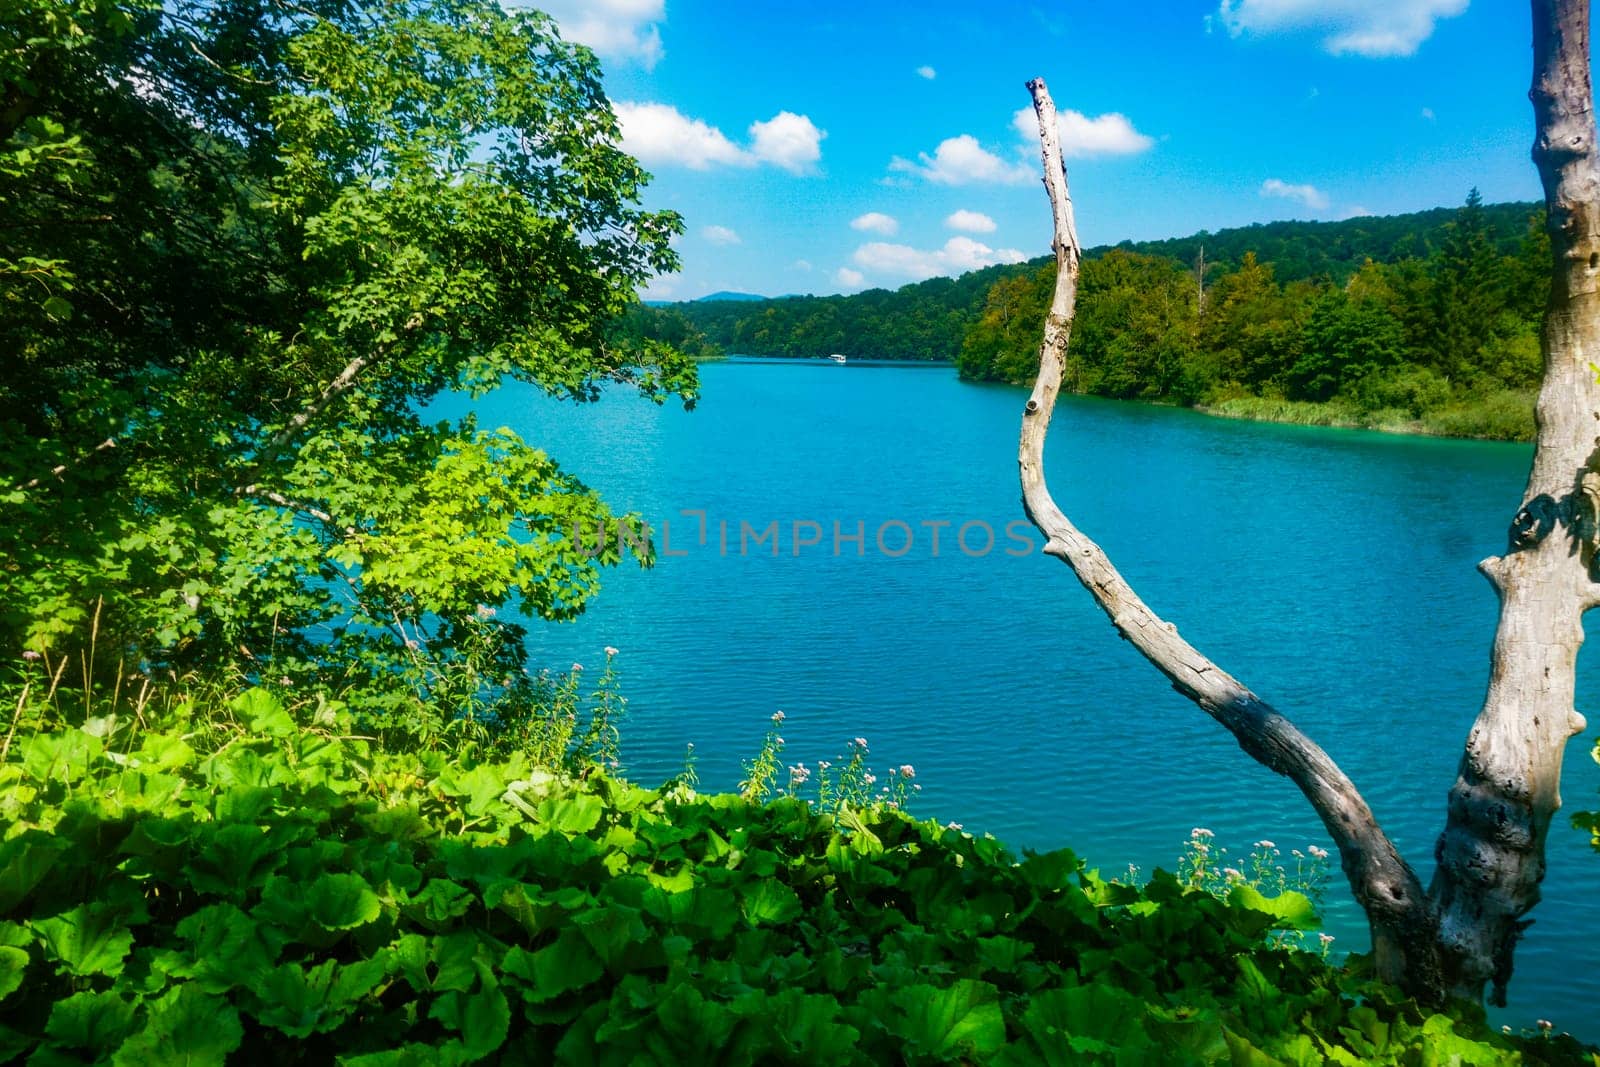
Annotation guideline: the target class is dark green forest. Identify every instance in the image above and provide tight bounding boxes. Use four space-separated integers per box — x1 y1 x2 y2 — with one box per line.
634 195 1549 438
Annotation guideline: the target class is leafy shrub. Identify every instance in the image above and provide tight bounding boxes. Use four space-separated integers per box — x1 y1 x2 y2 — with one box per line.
1 688 1590 1064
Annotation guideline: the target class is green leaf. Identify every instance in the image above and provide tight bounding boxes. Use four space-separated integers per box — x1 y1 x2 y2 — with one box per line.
182 823 288 897
501 929 604 1003
0 832 70 912
172 903 277 993
231 688 295 738
401 878 475 929
303 873 383 931
1228 885 1321 931
251 957 385 1037
0 946 28 1002
741 879 801 926
888 979 1006 1058
536 793 605 834
1018 985 1151 1060
32 904 134 977
429 975 510 1058
45 990 140 1049
112 985 242 1066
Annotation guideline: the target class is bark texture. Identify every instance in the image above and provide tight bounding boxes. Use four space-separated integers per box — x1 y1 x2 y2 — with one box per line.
1427 0 1598 1005
1016 78 1442 998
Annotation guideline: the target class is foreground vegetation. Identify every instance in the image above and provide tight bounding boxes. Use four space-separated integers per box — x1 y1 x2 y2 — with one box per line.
3 674 1594 1065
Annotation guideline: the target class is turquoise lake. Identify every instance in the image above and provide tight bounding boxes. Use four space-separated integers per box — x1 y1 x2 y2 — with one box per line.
457 357 1600 1035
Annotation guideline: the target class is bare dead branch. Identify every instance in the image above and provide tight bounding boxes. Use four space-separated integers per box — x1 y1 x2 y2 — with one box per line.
1016 77 1440 996
15 437 117 492
266 351 372 453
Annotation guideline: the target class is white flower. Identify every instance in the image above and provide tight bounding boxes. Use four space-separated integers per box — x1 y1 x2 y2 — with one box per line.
898 764 916 779
772 710 786 723
1255 840 1275 850
1191 827 1214 839
604 645 619 657
571 662 583 672
1308 845 1329 860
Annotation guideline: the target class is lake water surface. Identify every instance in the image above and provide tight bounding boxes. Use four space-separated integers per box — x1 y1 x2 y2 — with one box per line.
458 357 1600 1035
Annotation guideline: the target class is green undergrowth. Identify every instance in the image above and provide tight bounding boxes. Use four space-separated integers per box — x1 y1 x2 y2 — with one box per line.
1200 390 1536 441
1 689 1592 1065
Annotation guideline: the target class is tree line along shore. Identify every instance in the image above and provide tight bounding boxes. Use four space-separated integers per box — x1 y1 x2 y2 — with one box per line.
626 194 1548 441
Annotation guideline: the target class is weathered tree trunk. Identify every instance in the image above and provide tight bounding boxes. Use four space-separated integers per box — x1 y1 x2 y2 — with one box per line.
1017 0 1600 1007
1017 77 1444 1001
1429 0 1598 1005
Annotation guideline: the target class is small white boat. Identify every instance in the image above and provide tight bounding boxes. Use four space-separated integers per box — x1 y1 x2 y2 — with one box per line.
828 353 847 364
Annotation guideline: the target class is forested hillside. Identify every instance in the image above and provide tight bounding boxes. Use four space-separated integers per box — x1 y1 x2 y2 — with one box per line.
962 191 1547 438
630 194 1547 438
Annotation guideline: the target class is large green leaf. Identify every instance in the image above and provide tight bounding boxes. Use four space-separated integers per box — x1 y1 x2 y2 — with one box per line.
0 833 72 912
171 904 277 992
1228 885 1321 932
501 929 604 1003
888 979 1006 1058
31 904 134 978
536 793 605 835
1017 984 1152 1061
251 957 386 1037
182 823 289 897
428 974 510 1058
112 985 242 1066
0 946 28 1002
740 879 801 926
45 990 140 1049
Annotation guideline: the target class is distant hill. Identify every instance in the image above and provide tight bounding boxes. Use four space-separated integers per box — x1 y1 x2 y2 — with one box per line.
694 290 769 303
651 199 1543 364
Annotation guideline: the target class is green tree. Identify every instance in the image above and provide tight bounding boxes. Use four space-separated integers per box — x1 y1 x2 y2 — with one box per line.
1287 263 1406 402
957 264 1052 383
1 0 692 722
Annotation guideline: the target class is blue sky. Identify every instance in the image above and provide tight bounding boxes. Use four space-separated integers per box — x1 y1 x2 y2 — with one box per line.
533 1 1552 301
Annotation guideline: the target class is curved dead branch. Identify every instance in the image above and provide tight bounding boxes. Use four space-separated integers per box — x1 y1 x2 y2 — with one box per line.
1016 77 1440 997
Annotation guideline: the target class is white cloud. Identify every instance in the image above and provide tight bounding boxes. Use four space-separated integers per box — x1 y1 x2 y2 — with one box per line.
1260 178 1331 211
917 65 937 80
945 210 997 233
793 259 813 271
1421 106 1435 120
852 236 1027 282
749 111 826 174
614 102 749 170
1011 107 1155 158
640 275 679 300
835 267 865 287
614 102 824 174
1340 205 1375 219
1215 0 1468 57
539 0 665 69
889 135 1033 186
851 212 899 236
703 225 741 246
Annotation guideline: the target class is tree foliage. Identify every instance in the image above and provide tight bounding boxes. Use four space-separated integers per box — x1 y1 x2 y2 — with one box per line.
0 0 693 717
959 192 1548 439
